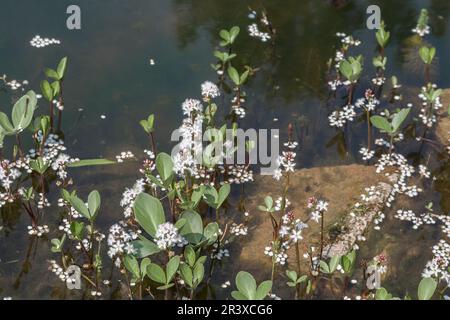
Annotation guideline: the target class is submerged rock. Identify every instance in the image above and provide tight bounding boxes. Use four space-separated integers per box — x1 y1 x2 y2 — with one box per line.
238 164 390 272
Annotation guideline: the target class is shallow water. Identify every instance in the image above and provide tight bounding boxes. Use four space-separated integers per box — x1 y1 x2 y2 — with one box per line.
0 0 449 299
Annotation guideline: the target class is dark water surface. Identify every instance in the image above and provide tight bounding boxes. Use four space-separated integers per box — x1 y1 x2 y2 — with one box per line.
0 0 449 299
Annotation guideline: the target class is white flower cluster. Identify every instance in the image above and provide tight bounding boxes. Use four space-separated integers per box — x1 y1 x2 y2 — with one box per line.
264 202 309 266
272 141 298 180
371 76 386 86
422 240 450 285
174 97 204 177
116 151 135 163
412 24 431 37
0 160 22 207
107 221 140 266
264 241 289 266
222 165 254 184
5 79 28 91
355 90 380 112
201 81 220 101
76 239 92 251
418 85 443 128
48 260 70 283
395 210 436 229
374 153 422 205
359 147 375 161
30 35 61 48
231 95 246 119
328 105 356 128
336 33 361 47
230 223 248 236
248 24 271 42
27 224 49 237
154 222 187 250
211 247 230 260
120 179 145 218
309 200 329 223
418 164 431 179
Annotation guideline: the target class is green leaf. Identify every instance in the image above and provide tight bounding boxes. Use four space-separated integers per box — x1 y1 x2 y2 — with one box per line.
40 80 53 101
12 91 37 131
0 112 15 134
418 277 437 300
328 255 341 273
217 184 230 208
193 262 205 285
219 30 230 43
229 26 240 44
67 159 116 167
132 237 161 258
370 115 392 133
319 260 330 274
166 256 180 283
375 287 390 300
70 221 84 240
51 81 60 96
184 245 196 267
179 211 203 244
69 195 91 220
240 69 249 85
133 193 165 237
339 60 353 81
392 108 410 132
57 57 68 79
87 190 101 220
264 196 273 210
156 153 174 183
124 255 140 279
286 270 297 282
228 66 240 86
235 271 257 300
255 280 272 300
231 291 248 300
146 263 166 284
45 68 59 79
203 222 219 245
180 264 193 288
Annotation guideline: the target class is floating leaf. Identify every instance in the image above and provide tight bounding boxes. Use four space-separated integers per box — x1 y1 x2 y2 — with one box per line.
67 159 116 167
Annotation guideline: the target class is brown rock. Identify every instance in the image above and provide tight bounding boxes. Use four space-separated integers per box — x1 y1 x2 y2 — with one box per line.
237 164 389 274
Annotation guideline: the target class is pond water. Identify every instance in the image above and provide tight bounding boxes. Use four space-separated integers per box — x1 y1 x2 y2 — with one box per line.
0 0 449 299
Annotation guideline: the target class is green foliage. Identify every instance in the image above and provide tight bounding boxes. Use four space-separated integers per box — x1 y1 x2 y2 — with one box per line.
68 190 101 222
339 56 363 83
67 158 116 167
219 26 240 47
417 277 437 300
133 193 165 237
370 108 410 136
0 90 38 135
231 271 272 300
419 46 436 65
227 66 250 86
146 256 180 290
50 234 66 253
375 22 390 48
286 270 308 287
140 114 155 134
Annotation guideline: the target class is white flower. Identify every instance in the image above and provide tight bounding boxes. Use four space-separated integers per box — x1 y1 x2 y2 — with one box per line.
201 81 220 100
154 222 187 250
